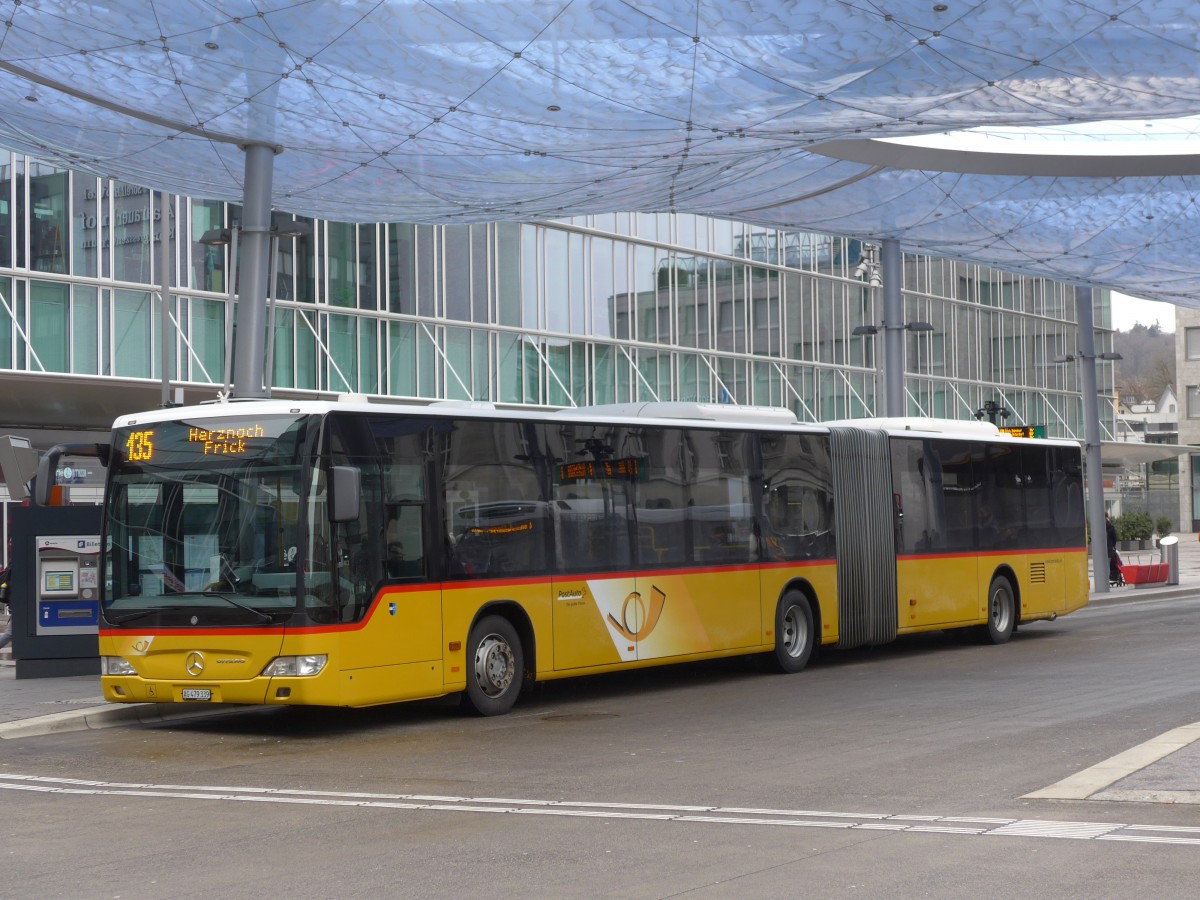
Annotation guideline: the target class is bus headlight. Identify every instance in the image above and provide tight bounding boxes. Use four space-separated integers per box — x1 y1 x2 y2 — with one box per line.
100 657 136 676
262 655 328 677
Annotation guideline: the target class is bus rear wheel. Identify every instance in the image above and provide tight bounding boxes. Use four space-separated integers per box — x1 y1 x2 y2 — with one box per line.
770 591 815 674
464 615 524 716
974 576 1016 645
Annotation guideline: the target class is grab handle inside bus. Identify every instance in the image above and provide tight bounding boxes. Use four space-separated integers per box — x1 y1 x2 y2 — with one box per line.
33 442 111 506
329 465 361 522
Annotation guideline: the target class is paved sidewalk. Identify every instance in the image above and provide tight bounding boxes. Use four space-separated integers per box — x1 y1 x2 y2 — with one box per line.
2 537 1199 803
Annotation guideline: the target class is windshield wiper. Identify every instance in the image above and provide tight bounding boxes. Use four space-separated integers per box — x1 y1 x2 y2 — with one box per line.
106 607 168 625
201 590 274 624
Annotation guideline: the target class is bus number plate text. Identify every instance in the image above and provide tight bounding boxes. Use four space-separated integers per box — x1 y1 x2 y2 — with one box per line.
181 688 212 701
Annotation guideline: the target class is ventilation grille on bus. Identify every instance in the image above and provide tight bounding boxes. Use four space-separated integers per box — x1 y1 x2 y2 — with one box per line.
829 427 898 649
1030 561 1047 584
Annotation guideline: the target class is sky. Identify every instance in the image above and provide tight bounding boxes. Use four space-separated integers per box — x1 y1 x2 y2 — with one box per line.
1111 292 1176 332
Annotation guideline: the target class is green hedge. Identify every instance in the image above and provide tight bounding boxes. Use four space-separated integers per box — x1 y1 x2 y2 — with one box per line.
1114 511 1153 542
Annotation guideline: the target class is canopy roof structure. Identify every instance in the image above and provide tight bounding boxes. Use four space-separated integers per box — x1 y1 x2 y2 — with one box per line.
2 1 1198 302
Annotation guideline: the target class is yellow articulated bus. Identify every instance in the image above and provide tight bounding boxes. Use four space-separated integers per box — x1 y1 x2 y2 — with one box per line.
39 399 1088 716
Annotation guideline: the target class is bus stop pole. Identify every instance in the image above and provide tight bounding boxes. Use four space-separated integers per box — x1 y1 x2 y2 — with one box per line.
881 238 904 417
1077 287 1108 594
231 142 276 399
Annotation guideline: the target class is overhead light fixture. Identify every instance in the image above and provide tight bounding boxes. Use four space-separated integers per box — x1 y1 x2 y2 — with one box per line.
271 217 313 238
199 227 233 246
852 321 933 336
1054 351 1122 363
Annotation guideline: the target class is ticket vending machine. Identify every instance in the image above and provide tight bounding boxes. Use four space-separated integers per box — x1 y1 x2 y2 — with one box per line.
35 535 102 636
9 504 103 678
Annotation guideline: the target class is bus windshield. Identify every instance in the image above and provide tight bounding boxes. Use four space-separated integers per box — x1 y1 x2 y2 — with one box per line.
104 414 314 627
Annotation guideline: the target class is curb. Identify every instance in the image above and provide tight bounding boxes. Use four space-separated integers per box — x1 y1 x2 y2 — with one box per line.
0 702 248 740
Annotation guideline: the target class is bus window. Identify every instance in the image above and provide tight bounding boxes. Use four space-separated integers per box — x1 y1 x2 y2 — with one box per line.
983 445 1023 548
761 432 833 560
689 430 755 564
442 420 549 578
890 438 931 554
634 427 688 567
936 441 980 552
547 424 634 573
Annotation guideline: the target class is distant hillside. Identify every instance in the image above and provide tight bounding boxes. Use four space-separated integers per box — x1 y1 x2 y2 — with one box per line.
1113 323 1174 402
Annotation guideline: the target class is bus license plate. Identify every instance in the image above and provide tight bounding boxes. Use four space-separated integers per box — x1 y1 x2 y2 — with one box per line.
181 688 212 701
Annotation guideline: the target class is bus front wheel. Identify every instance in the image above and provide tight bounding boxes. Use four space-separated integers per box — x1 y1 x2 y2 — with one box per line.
464 615 524 716
770 591 815 674
975 576 1016 645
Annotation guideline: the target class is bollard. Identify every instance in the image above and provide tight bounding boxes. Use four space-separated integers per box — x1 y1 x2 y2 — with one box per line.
1159 535 1179 586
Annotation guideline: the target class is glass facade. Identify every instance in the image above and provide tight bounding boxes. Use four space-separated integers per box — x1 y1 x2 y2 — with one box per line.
0 149 1117 441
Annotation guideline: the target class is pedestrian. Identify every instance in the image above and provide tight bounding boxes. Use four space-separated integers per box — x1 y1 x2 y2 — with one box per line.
1105 514 1124 586
0 566 11 651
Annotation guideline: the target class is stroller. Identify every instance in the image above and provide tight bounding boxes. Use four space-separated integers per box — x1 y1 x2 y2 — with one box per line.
1108 550 1125 587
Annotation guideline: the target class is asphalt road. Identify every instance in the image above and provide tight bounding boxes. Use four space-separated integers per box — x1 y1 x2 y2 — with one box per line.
5 594 1200 899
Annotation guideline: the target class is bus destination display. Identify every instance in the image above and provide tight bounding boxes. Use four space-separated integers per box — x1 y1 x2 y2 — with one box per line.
123 420 278 463
557 457 643 483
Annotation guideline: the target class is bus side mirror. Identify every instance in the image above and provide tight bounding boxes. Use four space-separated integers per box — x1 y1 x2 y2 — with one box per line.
329 465 361 523
33 442 110 506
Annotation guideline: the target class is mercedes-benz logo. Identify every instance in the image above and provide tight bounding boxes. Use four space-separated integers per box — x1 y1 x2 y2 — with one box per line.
185 651 205 677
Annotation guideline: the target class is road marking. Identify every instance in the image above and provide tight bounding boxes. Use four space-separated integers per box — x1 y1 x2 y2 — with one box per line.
1 773 1197 846
1024 722 1200 801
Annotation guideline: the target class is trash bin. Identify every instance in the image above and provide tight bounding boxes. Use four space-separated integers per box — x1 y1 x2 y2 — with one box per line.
1159 535 1179 585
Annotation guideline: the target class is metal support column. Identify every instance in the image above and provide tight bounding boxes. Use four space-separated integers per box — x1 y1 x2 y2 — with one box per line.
231 142 276 399
881 238 904 417
1077 287 1108 594
159 190 173 407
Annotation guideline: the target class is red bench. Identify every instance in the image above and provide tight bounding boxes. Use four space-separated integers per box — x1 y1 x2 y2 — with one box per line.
1122 563 1168 585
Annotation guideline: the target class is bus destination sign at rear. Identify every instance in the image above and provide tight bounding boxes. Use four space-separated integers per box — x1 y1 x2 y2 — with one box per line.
558 457 643 483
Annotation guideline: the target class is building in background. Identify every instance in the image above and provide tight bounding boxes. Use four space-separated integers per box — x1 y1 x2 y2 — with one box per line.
1175 308 1200 529
0 150 1124 554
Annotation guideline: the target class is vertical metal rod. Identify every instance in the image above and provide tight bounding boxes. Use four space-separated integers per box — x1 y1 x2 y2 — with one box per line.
159 190 172 407
222 228 239 395
265 236 278 398
231 142 275 398
881 238 904 417
1077 287 1108 594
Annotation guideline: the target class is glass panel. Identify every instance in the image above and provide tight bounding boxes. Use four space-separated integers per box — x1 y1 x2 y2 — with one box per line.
358 317 378 394
357 223 377 310
326 221 356 307
387 223 417 315
111 182 155 283
388 321 418 397
270 307 294 389
327 312 356 391
72 174 99 277
71 284 98 374
190 200 226 292
496 223 520 326
29 280 68 372
30 169 68 274
113 289 151 378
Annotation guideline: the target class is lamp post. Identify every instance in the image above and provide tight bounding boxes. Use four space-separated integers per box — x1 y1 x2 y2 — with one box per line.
200 215 312 398
974 399 1010 424
849 238 933 417
199 224 239 396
